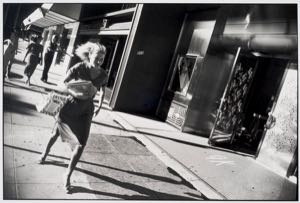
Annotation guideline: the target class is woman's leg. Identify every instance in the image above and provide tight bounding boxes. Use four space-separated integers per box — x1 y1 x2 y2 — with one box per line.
6 53 14 78
25 56 38 84
24 65 32 85
39 128 59 163
24 65 29 84
3 55 9 78
41 53 53 82
64 144 85 192
6 59 13 78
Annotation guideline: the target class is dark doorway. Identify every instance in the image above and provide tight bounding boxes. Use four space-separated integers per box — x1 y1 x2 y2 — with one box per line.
210 54 288 156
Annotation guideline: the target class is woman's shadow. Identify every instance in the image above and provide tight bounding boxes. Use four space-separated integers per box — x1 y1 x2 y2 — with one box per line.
45 161 205 200
7 71 23 79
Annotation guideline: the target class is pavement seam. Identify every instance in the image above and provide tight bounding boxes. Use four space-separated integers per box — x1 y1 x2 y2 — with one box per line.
107 111 227 200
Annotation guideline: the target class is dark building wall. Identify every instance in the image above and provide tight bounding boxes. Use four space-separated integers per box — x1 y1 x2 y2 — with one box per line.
114 4 185 115
51 4 82 20
79 4 123 19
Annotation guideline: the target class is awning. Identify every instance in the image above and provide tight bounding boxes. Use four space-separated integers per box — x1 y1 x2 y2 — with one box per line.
23 4 78 28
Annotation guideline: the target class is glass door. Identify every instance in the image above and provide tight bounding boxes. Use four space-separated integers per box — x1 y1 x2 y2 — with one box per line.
209 48 290 156
209 48 260 154
100 36 126 102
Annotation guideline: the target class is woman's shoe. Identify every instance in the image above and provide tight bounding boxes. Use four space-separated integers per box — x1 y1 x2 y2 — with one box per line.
63 173 71 194
37 155 46 164
25 79 31 86
41 78 47 83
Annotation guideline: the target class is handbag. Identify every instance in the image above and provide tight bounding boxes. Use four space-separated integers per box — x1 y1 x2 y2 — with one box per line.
36 91 69 116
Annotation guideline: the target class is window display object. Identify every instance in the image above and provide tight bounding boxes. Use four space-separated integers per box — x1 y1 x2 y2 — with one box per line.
169 54 197 95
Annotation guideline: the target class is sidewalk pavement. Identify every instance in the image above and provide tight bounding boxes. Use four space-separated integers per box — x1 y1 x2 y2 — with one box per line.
3 39 297 200
110 112 298 200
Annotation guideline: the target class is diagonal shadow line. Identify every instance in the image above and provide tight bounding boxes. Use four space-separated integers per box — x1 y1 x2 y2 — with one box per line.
39 81 57 86
50 162 203 200
4 79 59 94
3 144 186 186
185 192 206 199
12 58 26 65
135 130 211 149
136 126 179 133
91 120 211 150
7 71 24 79
91 121 125 131
66 186 154 200
4 81 48 95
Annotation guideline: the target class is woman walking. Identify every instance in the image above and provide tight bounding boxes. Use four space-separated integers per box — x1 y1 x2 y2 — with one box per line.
41 34 59 82
38 41 108 193
23 35 43 85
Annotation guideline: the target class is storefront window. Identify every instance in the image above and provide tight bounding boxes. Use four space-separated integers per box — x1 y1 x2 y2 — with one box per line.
169 54 197 95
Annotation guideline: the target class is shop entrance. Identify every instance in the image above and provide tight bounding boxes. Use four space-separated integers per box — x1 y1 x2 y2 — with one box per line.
87 35 127 102
100 36 126 102
209 49 288 156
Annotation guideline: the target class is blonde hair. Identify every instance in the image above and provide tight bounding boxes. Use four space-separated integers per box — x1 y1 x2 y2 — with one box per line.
75 42 106 62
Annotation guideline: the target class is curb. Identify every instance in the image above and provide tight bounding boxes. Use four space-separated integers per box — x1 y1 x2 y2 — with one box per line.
108 111 227 200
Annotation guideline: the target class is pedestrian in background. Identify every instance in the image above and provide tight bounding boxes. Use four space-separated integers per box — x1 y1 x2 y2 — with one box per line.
41 34 59 83
38 41 108 193
3 29 19 79
23 35 43 86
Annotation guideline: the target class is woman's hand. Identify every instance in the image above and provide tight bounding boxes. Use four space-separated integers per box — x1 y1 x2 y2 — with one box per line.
57 82 68 93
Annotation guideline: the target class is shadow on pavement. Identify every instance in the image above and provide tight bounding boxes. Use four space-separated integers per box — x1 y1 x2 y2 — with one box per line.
13 58 27 65
8 71 24 79
92 120 212 150
91 121 125 131
67 186 156 200
4 144 191 186
41 81 57 86
3 144 205 200
52 162 204 200
3 92 37 116
4 80 61 96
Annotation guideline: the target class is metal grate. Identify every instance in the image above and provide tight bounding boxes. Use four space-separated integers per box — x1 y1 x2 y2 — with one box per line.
166 102 187 128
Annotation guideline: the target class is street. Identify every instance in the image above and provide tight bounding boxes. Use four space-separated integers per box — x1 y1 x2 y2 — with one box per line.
3 39 205 200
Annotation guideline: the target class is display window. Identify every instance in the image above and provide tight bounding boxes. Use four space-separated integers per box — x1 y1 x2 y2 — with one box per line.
169 54 197 96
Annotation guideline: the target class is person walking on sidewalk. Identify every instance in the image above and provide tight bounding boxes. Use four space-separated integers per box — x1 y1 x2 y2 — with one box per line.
38 41 108 193
41 34 59 83
3 29 19 79
23 35 43 86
